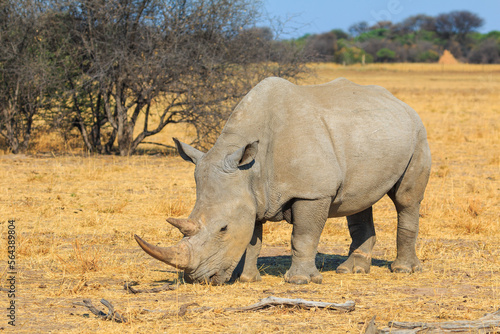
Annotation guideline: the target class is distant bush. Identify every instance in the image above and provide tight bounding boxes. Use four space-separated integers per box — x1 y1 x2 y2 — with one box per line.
355 29 389 42
291 11 499 65
304 32 337 62
417 50 440 62
468 39 500 64
376 48 396 62
334 47 373 65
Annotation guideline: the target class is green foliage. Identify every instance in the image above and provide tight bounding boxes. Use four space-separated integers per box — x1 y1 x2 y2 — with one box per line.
485 31 500 41
376 48 396 62
418 30 440 42
416 50 439 62
355 28 388 42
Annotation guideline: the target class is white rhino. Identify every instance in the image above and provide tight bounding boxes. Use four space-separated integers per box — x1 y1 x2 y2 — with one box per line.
135 77 431 284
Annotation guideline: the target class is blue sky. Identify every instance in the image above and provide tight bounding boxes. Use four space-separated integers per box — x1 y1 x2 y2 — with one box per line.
261 0 500 38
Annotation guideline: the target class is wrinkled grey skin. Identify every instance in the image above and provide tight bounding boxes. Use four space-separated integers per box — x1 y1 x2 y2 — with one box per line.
139 77 431 285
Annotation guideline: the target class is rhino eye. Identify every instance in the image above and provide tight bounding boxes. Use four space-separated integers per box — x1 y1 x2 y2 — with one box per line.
220 225 228 232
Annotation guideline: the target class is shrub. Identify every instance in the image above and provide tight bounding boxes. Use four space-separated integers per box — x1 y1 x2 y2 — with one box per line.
376 48 396 62
417 50 440 62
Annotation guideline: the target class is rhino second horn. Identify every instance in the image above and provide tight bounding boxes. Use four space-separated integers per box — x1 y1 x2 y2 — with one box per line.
134 234 191 269
166 218 200 236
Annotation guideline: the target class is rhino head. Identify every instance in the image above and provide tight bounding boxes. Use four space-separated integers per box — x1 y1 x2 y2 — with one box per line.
135 137 260 284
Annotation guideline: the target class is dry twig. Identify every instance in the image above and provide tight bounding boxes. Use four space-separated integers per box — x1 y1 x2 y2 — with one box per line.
366 309 500 333
177 302 199 316
73 299 127 323
124 281 177 294
144 296 354 317
225 296 355 312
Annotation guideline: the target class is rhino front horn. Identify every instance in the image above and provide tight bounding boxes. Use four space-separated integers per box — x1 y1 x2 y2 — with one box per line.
134 234 191 269
167 218 200 236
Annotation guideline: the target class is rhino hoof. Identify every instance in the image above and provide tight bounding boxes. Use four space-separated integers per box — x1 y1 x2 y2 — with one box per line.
239 273 262 282
336 266 351 274
353 266 368 274
336 265 368 274
336 253 371 274
285 273 323 284
286 275 310 285
310 274 323 284
391 265 422 273
391 266 411 273
391 258 422 273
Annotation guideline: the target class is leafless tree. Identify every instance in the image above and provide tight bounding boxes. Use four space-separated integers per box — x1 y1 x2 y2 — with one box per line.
0 1 58 153
53 0 306 155
304 32 337 62
468 39 500 64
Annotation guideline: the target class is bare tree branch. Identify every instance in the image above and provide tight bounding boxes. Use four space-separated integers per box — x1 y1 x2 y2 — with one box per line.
73 299 127 323
367 308 500 334
225 296 355 312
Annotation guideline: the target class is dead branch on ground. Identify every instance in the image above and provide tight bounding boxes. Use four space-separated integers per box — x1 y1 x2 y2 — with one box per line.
225 296 355 312
73 299 127 323
124 281 177 294
143 296 354 317
366 309 500 333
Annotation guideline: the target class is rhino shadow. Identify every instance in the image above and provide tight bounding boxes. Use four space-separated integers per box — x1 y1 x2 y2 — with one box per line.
232 253 390 281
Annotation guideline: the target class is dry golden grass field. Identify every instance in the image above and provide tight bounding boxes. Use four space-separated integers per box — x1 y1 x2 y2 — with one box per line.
1 63 499 333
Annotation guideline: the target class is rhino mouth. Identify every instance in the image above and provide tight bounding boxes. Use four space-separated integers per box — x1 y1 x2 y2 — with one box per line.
185 262 238 285
184 270 229 285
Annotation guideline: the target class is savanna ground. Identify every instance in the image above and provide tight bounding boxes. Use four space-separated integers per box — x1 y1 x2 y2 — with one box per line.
0 63 499 333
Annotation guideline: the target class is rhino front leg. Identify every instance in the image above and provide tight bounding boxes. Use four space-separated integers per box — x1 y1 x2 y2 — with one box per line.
239 222 263 282
285 198 330 284
336 207 376 274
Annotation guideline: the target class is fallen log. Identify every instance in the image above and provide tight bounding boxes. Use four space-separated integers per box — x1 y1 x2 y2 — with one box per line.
143 296 354 317
366 309 500 333
73 299 127 323
225 296 355 312
124 281 177 294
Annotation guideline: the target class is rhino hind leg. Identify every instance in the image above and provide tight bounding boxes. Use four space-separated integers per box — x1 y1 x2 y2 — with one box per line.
238 223 263 282
285 198 331 284
336 207 376 274
388 137 431 273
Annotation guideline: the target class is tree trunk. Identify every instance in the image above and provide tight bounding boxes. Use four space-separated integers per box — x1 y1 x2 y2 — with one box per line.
8 136 20 154
18 107 35 153
90 93 103 153
73 115 93 152
118 124 133 156
105 128 117 154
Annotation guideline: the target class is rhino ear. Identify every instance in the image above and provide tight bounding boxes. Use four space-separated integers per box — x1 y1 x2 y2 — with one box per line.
225 141 259 171
173 138 204 164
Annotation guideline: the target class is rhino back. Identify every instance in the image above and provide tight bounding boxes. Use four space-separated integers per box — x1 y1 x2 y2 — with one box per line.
220 77 426 219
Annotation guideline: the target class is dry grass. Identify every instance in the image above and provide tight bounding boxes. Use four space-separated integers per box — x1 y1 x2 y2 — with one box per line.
0 63 499 333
